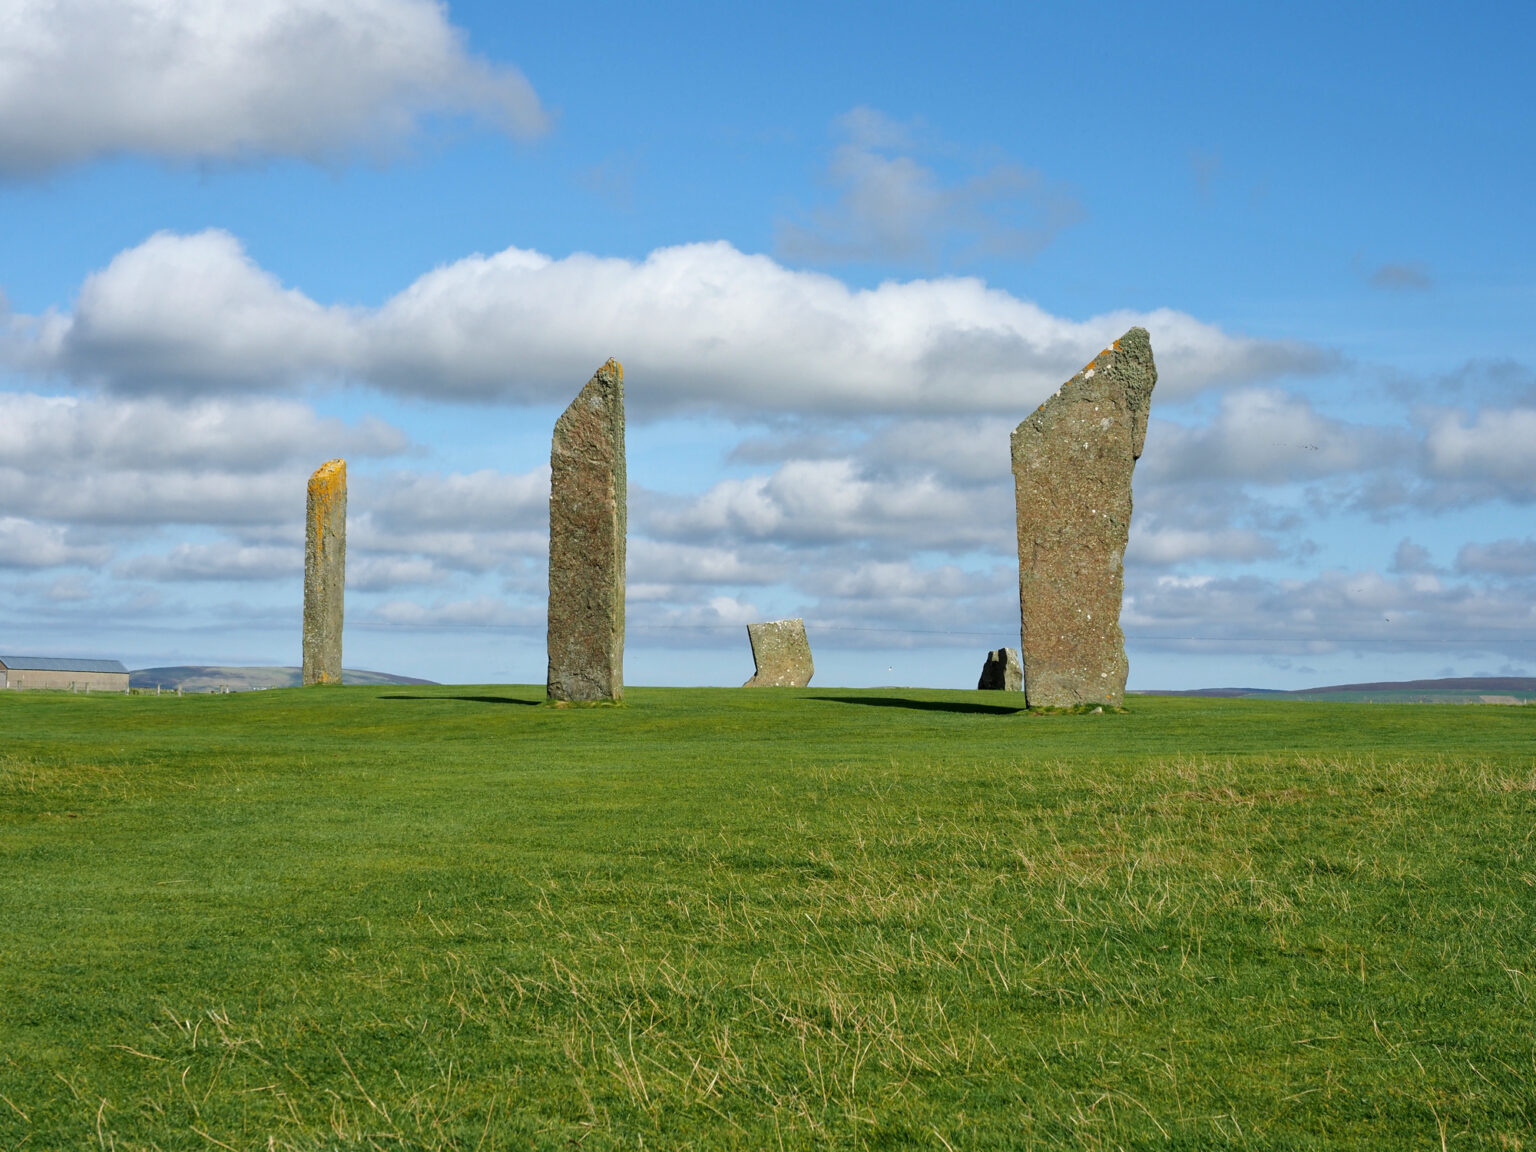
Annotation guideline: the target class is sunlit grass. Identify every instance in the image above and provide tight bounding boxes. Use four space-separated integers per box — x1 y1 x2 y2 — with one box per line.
1 686 1533 1148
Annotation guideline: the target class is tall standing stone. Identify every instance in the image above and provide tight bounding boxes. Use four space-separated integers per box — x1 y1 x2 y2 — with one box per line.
742 619 814 687
302 458 346 686
547 359 626 702
1011 328 1156 708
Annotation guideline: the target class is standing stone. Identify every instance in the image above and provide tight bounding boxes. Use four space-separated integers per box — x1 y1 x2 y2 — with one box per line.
977 648 1023 691
743 619 814 687
1011 327 1156 708
302 458 346 686
547 359 626 702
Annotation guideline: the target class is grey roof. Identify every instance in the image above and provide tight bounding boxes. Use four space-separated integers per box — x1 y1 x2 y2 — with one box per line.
0 656 129 674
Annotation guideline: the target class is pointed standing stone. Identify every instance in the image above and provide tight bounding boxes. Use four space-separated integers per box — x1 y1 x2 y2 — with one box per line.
302 458 346 686
1011 328 1156 707
743 619 814 687
547 359 626 702
977 648 1023 691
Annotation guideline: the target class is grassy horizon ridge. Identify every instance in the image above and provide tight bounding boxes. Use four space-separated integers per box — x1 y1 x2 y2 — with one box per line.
2 685 1532 1149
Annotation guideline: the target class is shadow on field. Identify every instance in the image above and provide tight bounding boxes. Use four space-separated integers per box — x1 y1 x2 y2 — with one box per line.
380 694 540 706
811 695 1025 716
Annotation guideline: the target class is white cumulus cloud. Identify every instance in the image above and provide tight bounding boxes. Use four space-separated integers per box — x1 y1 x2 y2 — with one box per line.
0 390 404 470
649 458 1004 551
0 0 547 173
0 391 406 527
1457 537 1536 577
0 517 112 569
1141 388 1406 484
6 230 1326 414
365 467 549 531
1422 407 1536 500
41 231 360 392
1124 567 1536 657
1127 525 1279 567
117 541 298 582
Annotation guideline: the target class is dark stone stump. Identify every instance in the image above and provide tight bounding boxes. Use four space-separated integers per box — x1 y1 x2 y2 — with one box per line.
977 648 1022 691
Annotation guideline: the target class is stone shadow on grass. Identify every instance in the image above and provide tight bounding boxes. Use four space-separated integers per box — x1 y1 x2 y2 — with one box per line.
380 694 541 706
811 695 1026 717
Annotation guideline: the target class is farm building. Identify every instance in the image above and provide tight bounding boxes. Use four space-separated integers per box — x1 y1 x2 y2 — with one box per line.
0 656 130 692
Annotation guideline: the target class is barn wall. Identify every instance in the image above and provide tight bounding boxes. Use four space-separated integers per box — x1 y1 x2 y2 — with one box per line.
3 669 129 692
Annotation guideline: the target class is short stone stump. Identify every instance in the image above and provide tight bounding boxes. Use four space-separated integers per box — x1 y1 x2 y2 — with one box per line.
743 619 814 687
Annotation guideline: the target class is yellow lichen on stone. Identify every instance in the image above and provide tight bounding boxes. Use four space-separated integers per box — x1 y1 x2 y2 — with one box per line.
309 458 346 501
303 458 347 686
601 358 624 382
311 458 346 483
308 459 346 544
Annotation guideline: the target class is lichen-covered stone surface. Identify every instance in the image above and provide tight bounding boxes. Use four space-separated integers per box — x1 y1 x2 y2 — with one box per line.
302 458 346 686
1011 327 1156 708
977 648 1023 691
743 619 814 687
547 360 626 702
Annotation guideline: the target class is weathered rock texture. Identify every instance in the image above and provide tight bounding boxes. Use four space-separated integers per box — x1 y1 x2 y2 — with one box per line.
547 359 626 702
743 619 814 687
1011 328 1156 708
977 648 1023 692
302 458 346 686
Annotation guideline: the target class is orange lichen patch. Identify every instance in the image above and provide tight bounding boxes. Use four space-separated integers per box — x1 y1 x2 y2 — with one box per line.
600 358 623 381
1080 345 1116 376
308 459 346 543
309 458 346 494
305 457 345 497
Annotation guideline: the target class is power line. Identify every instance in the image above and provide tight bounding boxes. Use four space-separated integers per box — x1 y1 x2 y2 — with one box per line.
346 619 1527 645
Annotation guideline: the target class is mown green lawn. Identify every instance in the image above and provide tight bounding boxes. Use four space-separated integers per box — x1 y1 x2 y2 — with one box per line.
1 685 1532 1149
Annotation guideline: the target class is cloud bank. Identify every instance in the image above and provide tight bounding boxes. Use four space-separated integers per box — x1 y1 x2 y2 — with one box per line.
7 229 1325 414
3 230 1530 678
0 0 547 173
0 392 405 526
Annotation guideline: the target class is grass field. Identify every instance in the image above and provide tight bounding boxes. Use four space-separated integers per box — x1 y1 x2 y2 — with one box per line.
2 685 1533 1150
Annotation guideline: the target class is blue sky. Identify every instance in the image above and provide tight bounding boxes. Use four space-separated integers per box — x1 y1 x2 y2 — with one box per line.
1 0 1532 689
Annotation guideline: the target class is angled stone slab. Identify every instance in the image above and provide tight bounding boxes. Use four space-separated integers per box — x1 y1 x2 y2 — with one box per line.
743 619 813 687
302 458 346 686
1011 328 1156 708
977 647 1023 691
547 359 626 702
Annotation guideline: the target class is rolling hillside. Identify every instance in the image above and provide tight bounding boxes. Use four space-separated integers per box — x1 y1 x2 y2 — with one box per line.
1140 675 1536 703
129 666 436 692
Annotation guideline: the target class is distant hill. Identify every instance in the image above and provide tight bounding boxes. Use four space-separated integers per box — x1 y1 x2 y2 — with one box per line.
1137 687 1287 698
1138 676 1536 703
130 666 436 692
